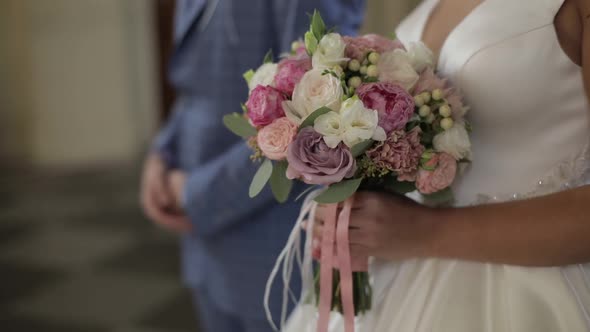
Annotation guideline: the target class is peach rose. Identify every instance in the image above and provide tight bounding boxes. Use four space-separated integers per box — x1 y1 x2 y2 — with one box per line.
257 118 298 160
416 153 457 194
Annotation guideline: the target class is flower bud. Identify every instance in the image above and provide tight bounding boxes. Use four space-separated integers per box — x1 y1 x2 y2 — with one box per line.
420 91 431 104
291 41 302 52
414 95 425 107
348 59 361 72
441 117 454 130
439 104 452 118
332 65 344 77
367 65 379 77
419 105 431 117
368 52 380 65
348 76 362 89
426 113 436 124
359 65 368 75
432 89 444 101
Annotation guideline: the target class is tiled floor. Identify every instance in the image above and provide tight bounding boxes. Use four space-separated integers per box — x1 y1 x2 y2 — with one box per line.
0 165 200 332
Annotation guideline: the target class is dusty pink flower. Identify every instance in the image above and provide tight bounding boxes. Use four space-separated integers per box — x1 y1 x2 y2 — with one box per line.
444 88 467 120
256 118 298 160
246 85 286 127
274 57 312 96
286 128 356 185
343 34 404 61
416 153 457 194
357 82 415 133
413 68 447 95
366 127 424 181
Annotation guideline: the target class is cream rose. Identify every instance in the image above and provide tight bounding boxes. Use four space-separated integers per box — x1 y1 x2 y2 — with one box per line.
433 121 472 160
283 69 343 124
257 117 298 160
406 42 435 73
312 33 347 69
377 49 420 91
248 63 278 93
314 98 386 148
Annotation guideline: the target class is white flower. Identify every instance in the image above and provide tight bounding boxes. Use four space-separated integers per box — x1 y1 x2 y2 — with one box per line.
283 69 343 124
406 42 435 73
377 49 419 91
248 63 278 93
314 98 386 148
433 121 472 160
312 33 347 69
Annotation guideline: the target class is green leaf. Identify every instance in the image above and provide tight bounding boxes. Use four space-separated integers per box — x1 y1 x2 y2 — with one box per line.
241 103 248 113
363 76 379 83
388 32 398 40
310 10 327 41
249 159 273 198
270 161 293 203
383 177 416 195
299 106 332 131
243 69 255 85
305 31 318 55
314 178 363 204
422 187 455 206
223 113 257 138
350 140 374 158
263 49 274 64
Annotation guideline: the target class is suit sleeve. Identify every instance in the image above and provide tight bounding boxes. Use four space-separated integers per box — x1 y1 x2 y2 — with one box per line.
182 142 277 238
152 110 184 169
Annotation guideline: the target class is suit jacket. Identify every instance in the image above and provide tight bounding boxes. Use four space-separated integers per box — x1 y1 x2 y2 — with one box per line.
154 0 365 319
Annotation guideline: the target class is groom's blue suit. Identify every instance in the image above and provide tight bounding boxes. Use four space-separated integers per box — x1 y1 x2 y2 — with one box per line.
154 0 365 330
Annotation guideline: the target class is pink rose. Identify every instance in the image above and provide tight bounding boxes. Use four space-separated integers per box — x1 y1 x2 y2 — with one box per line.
343 34 404 61
366 127 424 181
246 85 286 127
274 57 312 96
256 118 298 160
357 82 415 133
416 153 457 194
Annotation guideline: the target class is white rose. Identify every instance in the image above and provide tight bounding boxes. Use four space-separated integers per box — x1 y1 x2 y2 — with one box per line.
406 42 435 73
377 49 419 91
433 122 472 160
284 69 343 124
314 98 386 148
312 33 347 69
248 63 278 93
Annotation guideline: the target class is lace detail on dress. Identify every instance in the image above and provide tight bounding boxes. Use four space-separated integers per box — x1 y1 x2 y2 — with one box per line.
473 143 590 205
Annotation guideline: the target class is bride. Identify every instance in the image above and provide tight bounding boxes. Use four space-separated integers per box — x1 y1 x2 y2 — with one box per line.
284 0 590 330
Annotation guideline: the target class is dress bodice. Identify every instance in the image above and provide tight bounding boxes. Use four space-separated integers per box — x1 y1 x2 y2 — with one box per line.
397 0 590 206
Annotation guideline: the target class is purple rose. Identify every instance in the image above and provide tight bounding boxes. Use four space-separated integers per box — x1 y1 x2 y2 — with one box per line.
274 56 312 96
246 85 286 127
357 82 415 133
286 128 357 185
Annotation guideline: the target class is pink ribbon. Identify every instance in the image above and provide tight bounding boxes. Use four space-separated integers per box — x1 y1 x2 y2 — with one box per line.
316 197 366 332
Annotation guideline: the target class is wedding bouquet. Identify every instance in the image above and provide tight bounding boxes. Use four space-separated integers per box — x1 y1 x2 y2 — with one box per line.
224 11 471 332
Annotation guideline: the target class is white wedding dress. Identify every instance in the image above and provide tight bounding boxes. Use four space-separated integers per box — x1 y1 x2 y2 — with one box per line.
283 0 590 331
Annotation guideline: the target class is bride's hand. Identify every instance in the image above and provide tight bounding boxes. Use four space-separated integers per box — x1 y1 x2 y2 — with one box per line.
308 192 437 261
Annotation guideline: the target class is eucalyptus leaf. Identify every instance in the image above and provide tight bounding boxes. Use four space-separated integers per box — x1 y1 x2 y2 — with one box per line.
383 177 416 195
314 178 363 204
422 187 455 207
299 107 332 131
350 140 374 158
223 113 257 138
243 69 255 85
270 161 293 203
263 49 274 64
249 159 273 198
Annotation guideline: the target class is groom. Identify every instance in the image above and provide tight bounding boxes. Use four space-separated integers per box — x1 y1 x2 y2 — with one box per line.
140 0 366 331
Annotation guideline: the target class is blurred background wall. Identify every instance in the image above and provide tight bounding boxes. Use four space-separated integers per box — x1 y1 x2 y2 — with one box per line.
0 0 159 169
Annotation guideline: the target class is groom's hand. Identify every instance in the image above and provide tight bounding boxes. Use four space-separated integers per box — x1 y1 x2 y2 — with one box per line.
140 153 192 234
